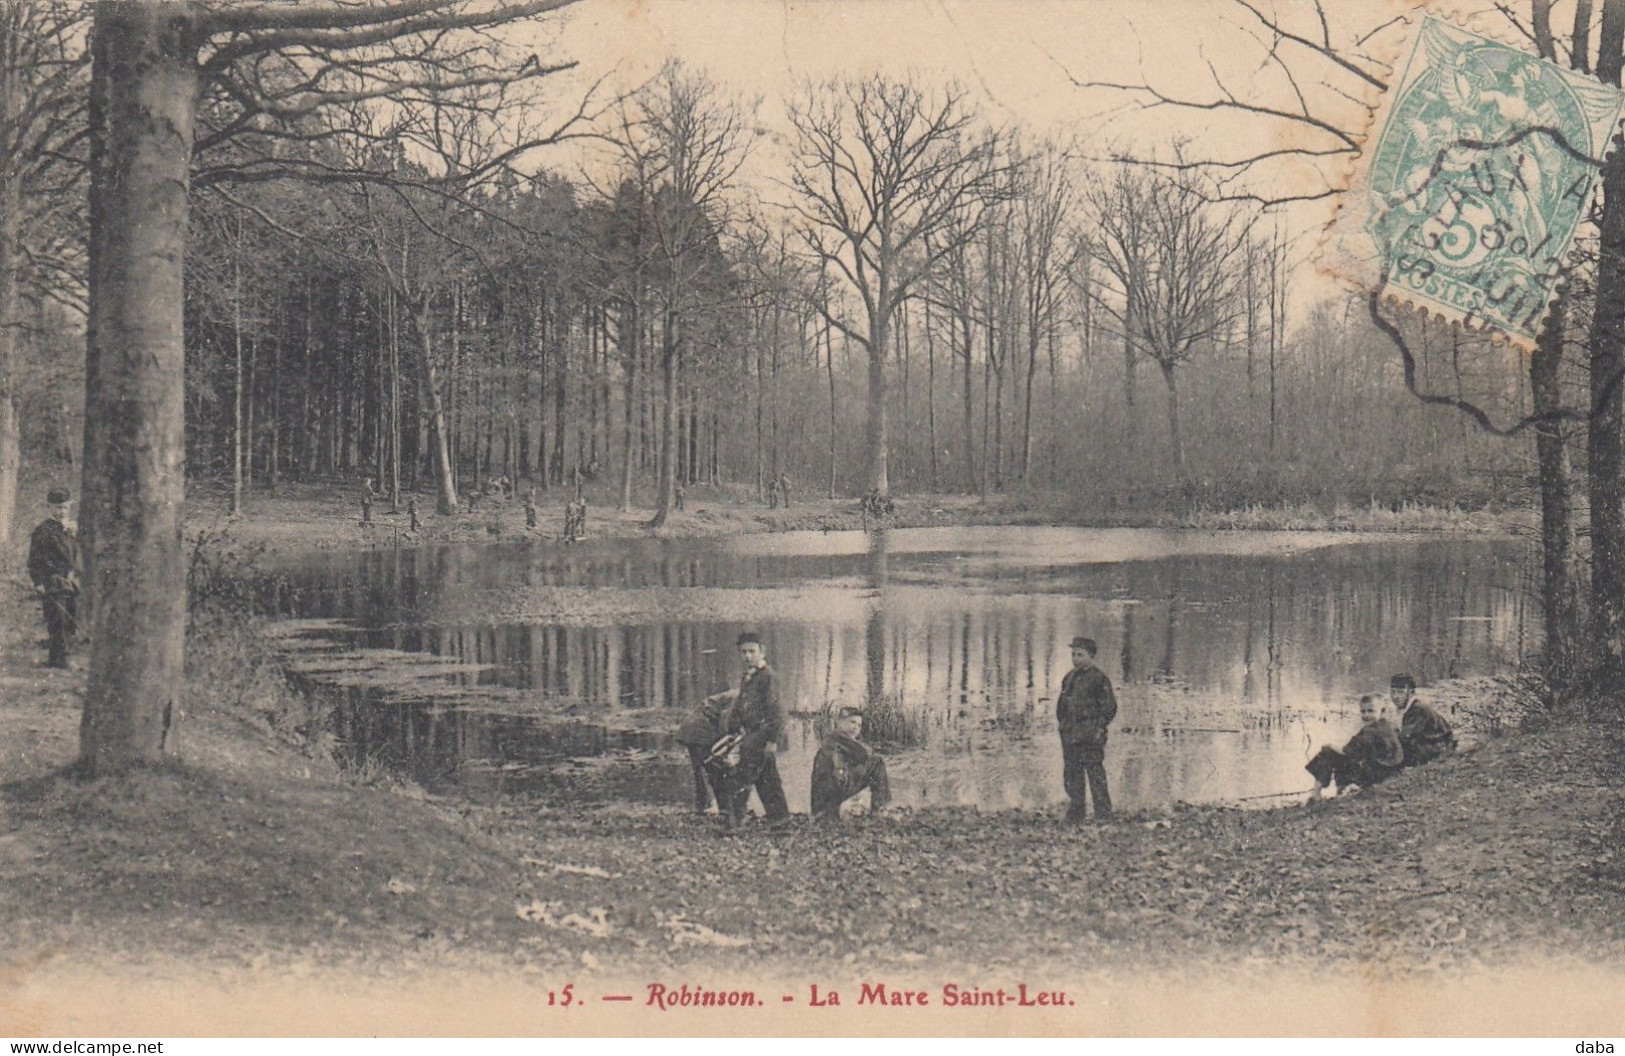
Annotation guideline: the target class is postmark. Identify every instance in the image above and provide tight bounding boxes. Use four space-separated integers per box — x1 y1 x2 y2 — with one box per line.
1327 15 1625 347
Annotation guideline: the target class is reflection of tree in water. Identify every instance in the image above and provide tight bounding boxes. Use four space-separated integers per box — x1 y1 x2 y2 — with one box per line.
864 530 888 704
277 535 1534 810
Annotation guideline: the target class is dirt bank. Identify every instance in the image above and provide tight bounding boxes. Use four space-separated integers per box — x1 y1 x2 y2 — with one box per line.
176 480 1518 555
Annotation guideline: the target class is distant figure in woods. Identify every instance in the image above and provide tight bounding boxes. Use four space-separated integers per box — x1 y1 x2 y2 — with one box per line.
674 483 686 511
1306 694 1403 799
860 488 893 529
467 487 480 514
407 497 421 533
1390 673 1457 767
359 477 376 526
705 631 790 830
810 706 891 822
27 486 80 669
777 473 792 509
563 495 587 543
524 488 538 530
1057 635 1116 823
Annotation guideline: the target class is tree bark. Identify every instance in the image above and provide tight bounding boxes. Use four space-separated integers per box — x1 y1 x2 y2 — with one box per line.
0 174 20 551
650 304 679 526
826 320 837 499
405 301 459 514
868 320 891 498
619 300 638 511
78 0 199 773
1590 13 1625 672
1532 311 1581 687
1161 362 1184 481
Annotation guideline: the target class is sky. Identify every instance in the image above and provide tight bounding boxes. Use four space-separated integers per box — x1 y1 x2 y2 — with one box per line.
518 0 1510 309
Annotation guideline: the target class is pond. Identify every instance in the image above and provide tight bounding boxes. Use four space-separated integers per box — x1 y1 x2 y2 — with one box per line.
263 526 1535 816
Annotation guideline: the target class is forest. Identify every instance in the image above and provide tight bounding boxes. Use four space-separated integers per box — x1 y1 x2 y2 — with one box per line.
4 18 1534 535
0 0 1610 769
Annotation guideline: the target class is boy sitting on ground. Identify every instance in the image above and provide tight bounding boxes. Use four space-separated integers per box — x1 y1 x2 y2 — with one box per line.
1390 673 1457 767
1307 694 1403 799
811 706 892 821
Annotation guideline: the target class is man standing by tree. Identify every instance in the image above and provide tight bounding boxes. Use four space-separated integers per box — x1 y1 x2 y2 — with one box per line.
28 486 80 669
1057 635 1116 823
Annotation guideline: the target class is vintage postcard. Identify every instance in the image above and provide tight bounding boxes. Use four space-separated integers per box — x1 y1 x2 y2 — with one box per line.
1 0 1623 1040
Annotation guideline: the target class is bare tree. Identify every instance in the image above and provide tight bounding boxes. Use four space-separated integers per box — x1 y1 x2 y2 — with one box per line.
603 61 754 527
79 0 584 775
0 3 87 549
1086 162 1245 481
785 75 1009 498
1010 140 1079 486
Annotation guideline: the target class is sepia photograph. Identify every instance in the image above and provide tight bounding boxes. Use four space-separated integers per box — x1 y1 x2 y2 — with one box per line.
1 0 1623 1039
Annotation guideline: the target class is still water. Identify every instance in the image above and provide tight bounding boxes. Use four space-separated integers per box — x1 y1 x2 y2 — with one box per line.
265 527 1534 814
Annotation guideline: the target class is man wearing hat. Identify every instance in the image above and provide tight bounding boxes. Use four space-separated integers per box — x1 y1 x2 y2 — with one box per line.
1389 673 1456 767
708 631 790 828
27 486 81 668
810 706 891 821
1056 635 1117 822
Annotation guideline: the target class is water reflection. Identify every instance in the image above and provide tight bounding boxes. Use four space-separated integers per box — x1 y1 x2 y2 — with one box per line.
268 527 1533 814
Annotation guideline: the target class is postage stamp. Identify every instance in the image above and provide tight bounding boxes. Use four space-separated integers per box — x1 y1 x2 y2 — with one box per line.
1327 15 1625 347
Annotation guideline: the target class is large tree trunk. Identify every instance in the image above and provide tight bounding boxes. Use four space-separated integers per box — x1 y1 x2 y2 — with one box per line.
650 305 679 526
1020 328 1039 487
231 218 244 516
406 303 459 515
78 1 200 773
826 320 837 499
1532 312 1581 688
1160 361 1184 481
1589 150 1625 674
961 311 974 494
867 317 891 498
0 176 20 552
925 299 939 490
619 300 638 511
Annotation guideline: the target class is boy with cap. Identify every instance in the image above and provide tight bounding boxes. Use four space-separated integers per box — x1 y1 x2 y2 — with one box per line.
1306 694 1404 798
27 486 81 668
707 631 790 829
1390 673 1456 767
1057 635 1117 822
810 706 891 821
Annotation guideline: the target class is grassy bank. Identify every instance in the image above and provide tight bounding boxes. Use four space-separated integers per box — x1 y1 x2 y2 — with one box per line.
177 479 1521 555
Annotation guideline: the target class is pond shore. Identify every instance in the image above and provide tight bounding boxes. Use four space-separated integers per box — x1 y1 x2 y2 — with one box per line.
2 582 1622 1032
180 479 1524 553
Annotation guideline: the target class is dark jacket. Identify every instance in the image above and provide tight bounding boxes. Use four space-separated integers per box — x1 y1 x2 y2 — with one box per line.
1057 663 1117 745
1342 718 1404 785
1399 700 1456 766
811 732 882 816
675 697 724 749
28 518 80 595
720 664 784 757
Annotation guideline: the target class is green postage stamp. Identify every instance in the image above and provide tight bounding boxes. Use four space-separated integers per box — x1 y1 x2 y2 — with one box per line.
1329 15 1625 347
